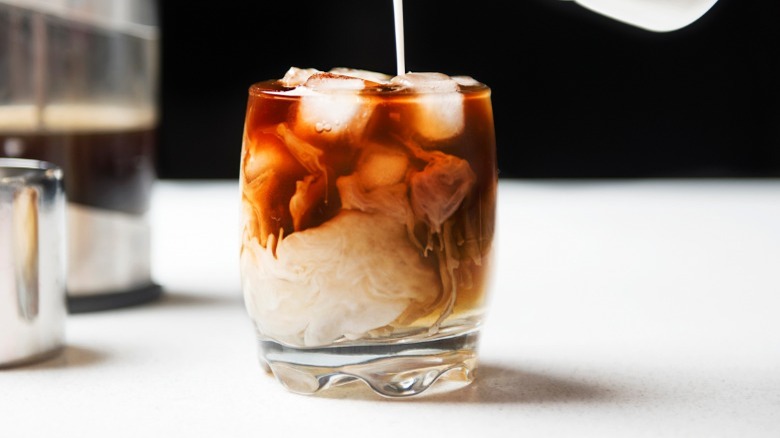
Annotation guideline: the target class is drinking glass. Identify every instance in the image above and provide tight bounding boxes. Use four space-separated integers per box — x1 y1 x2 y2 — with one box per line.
238 68 497 397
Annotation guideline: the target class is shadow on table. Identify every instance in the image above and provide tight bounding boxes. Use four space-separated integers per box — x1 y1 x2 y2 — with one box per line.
63 288 243 315
14 291 244 371
150 289 244 308
318 362 619 404
10 344 108 371
414 363 618 404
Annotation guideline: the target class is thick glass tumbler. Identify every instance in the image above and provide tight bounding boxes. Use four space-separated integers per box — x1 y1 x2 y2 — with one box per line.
239 68 497 397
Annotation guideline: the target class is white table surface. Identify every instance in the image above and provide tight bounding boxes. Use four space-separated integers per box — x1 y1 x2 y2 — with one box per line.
2 178 779 437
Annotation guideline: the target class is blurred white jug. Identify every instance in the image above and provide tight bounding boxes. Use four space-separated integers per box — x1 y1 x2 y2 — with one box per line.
568 0 719 32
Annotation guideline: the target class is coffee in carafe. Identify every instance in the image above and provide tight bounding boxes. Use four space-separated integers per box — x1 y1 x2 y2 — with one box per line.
0 0 162 311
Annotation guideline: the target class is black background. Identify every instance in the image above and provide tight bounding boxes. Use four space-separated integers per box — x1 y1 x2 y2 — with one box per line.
156 0 780 179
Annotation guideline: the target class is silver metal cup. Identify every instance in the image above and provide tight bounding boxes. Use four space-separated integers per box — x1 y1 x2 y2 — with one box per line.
0 158 66 367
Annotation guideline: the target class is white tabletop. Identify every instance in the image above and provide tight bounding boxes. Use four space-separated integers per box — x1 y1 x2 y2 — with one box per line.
3 178 779 437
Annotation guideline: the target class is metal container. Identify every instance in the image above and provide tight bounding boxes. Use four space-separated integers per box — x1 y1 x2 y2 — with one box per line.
0 158 66 367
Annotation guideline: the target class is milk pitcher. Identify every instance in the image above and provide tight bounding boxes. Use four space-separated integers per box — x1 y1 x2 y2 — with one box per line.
0 158 66 366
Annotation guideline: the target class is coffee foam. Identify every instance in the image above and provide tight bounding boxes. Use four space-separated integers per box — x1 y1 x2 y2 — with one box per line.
0 104 157 132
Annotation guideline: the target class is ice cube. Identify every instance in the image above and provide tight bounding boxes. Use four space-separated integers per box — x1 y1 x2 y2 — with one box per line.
452 75 481 87
337 174 413 226
391 72 459 93
391 72 465 140
328 67 392 84
293 72 377 139
289 173 329 232
241 210 440 347
356 145 409 191
280 67 321 87
304 72 368 91
336 143 415 231
241 131 308 247
410 152 476 233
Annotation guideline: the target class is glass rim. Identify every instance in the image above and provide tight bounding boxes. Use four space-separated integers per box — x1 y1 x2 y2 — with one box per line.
248 81 492 99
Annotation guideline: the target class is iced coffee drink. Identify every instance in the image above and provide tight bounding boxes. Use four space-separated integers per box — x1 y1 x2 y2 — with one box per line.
240 67 497 397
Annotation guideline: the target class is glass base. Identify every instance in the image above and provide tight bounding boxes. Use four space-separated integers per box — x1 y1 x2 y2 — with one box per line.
257 331 479 398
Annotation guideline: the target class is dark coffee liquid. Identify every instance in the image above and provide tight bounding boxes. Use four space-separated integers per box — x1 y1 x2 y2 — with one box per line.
0 105 160 310
0 128 156 215
243 80 497 253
